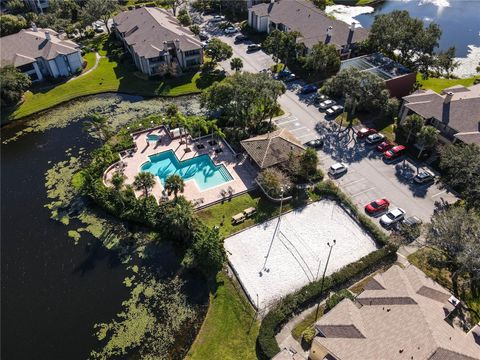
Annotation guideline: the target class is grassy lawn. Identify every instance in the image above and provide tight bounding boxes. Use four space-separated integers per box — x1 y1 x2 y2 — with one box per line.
408 247 480 324
197 191 293 237
82 52 97 72
416 73 480 93
186 272 259 360
5 35 224 121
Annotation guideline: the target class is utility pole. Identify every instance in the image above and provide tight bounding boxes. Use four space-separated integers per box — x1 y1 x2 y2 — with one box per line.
262 186 284 272
314 240 336 320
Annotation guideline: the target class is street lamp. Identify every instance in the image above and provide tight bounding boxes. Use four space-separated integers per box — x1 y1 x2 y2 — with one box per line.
261 186 285 273
314 240 336 320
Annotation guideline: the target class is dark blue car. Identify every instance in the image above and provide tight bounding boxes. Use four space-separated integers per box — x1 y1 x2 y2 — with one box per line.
299 84 318 94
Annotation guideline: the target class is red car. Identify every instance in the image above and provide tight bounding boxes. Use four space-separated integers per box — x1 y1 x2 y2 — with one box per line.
376 141 394 152
357 128 377 139
365 198 390 214
383 145 406 160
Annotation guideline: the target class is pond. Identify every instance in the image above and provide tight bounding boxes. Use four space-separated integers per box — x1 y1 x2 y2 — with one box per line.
1 94 207 360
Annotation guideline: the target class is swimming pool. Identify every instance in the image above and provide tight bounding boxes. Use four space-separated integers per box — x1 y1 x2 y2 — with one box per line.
147 134 160 142
140 150 233 191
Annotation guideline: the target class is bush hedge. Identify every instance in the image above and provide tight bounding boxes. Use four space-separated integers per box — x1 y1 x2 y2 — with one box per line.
257 180 396 358
257 245 397 358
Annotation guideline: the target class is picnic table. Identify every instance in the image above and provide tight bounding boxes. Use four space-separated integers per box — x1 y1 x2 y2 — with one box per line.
244 207 257 218
231 212 246 224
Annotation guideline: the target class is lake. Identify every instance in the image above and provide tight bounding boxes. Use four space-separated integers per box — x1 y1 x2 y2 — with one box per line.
326 0 480 76
1 94 207 360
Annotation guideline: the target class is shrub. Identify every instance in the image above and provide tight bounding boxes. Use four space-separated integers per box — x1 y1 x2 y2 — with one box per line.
257 168 291 198
301 326 315 346
257 245 397 358
325 289 354 312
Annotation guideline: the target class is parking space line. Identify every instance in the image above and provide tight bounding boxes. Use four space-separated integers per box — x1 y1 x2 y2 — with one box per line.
431 190 447 198
350 187 375 197
288 127 308 133
275 118 297 125
342 179 366 187
296 133 315 139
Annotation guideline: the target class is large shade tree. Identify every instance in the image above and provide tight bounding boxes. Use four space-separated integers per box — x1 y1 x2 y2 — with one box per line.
0 14 27 36
439 143 480 209
206 38 233 63
322 68 390 115
369 10 441 69
263 29 303 66
303 42 341 78
426 206 480 292
201 72 286 137
0 65 31 106
81 0 118 34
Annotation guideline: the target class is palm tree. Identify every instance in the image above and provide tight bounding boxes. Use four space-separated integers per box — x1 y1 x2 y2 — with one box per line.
133 172 156 197
164 174 185 200
230 57 243 72
82 113 111 142
417 125 438 159
111 171 125 191
402 114 424 143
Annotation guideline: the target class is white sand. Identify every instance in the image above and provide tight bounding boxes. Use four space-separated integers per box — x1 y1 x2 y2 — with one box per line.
224 201 378 310
325 5 374 27
453 45 480 78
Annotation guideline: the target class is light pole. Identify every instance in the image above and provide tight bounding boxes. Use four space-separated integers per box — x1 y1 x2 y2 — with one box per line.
262 186 284 272
314 240 336 320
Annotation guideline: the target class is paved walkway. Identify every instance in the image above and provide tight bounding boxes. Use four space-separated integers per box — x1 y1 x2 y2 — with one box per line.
67 52 101 82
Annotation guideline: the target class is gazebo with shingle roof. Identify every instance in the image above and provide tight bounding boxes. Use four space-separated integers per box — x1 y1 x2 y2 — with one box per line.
240 129 305 169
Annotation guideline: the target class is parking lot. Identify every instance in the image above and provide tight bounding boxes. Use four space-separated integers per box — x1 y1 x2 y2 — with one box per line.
201 19 458 225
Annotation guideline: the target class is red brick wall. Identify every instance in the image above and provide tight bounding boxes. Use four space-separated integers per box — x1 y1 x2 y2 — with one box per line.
385 72 416 98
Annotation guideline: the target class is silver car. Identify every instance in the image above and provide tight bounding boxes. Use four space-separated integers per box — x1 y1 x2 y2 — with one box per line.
328 162 348 177
318 99 336 110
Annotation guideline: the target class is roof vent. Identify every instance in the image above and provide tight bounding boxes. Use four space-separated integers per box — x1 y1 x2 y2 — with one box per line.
45 31 51 41
31 22 38 32
444 91 454 104
326 26 333 37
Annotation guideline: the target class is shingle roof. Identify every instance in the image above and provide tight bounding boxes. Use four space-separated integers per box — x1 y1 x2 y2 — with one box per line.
250 0 369 49
240 128 305 169
312 265 480 360
453 132 480 145
0 28 79 67
113 7 202 59
403 84 480 135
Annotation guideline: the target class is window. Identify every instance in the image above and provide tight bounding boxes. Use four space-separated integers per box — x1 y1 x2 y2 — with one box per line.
186 58 200 67
184 49 200 57
149 56 165 64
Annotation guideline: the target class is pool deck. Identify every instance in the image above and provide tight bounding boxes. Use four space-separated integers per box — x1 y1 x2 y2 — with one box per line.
104 126 258 207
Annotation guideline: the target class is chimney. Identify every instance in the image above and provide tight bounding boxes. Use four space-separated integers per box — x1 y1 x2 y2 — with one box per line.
163 41 169 52
174 39 180 50
350 22 356 31
31 22 38 32
45 31 51 41
444 91 454 104
270 0 274 3
326 26 333 37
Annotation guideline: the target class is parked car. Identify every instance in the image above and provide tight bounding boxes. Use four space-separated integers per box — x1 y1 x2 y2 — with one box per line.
325 105 344 116
299 84 318 94
365 198 390 215
413 170 435 184
402 216 422 228
328 162 348 177
211 15 225 22
247 44 261 52
224 26 237 34
94 23 104 33
313 93 329 105
304 138 324 149
380 208 406 228
376 141 394 152
234 34 247 43
318 99 336 110
199 31 209 41
366 133 385 144
283 73 297 82
357 128 377 139
383 145 407 161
